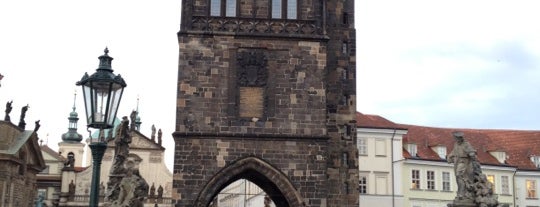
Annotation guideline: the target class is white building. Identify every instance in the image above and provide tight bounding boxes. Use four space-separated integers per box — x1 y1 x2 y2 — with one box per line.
356 112 406 207
356 112 540 207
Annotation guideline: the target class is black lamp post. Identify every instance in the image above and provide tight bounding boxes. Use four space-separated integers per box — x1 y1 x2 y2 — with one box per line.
76 48 126 207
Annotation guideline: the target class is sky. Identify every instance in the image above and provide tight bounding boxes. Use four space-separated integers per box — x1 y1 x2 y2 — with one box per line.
1 0 540 170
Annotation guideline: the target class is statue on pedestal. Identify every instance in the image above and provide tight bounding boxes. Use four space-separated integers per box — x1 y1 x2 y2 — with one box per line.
105 116 149 207
447 131 508 207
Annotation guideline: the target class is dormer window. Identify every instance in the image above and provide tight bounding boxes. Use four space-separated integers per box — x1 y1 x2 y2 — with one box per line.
407 143 417 157
490 151 507 164
531 156 540 168
432 146 446 159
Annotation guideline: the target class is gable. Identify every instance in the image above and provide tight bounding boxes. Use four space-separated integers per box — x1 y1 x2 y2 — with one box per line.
24 132 46 171
106 131 164 151
129 131 164 150
41 145 65 162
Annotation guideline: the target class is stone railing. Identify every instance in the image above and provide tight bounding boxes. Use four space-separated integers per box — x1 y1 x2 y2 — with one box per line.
186 16 325 38
68 195 173 206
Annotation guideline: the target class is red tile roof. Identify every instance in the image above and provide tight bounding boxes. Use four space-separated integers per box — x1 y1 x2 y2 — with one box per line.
356 112 405 129
356 112 540 170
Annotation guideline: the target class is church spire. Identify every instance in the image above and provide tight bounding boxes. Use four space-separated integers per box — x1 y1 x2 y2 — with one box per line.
61 91 83 143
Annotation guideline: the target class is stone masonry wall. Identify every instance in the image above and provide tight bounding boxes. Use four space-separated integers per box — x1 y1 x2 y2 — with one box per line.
176 36 328 136
172 137 328 206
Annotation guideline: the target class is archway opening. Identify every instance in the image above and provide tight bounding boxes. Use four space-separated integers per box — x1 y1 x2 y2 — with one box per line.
209 179 276 207
195 157 304 207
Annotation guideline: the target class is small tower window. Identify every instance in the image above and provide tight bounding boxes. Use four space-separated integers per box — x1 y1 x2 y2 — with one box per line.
342 152 348 167
272 0 298 19
210 0 237 17
210 0 221 16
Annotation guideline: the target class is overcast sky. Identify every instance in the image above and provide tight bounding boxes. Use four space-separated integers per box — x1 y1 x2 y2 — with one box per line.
1 0 540 170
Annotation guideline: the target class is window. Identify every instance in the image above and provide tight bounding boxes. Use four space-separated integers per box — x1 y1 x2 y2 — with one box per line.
487 175 496 193
210 0 221 16
287 0 297 19
427 171 435 190
411 170 420 189
343 182 349 194
407 144 417 157
359 176 367 194
210 0 236 17
342 152 348 167
442 172 451 191
358 138 367 155
531 156 540 168
435 146 446 159
501 176 509 195
376 176 387 194
342 42 348 54
527 180 537 199
272 0 297 19
37 188 47 199
375 139 386 156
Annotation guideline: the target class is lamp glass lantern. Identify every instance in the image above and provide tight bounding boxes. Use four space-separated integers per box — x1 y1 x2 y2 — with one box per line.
76 48 127 132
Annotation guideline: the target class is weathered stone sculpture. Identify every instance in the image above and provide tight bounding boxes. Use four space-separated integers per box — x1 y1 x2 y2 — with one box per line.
110 161 149 207
18 104 29 129
4 100 12 121
105 116 149 207
68 180 76 201
151 124 156 142
447 131 508 207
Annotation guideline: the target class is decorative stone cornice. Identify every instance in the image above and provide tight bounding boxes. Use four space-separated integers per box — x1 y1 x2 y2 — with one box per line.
184 16 325 39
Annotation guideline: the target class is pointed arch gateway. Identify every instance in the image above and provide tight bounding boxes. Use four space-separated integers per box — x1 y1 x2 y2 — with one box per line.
194 157 305 207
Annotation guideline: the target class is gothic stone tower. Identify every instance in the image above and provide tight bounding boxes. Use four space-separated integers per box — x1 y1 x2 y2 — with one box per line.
173 1 357 206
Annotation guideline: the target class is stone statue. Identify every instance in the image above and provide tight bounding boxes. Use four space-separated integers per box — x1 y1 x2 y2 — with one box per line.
4 100 12 121
68 180 76 201
149 183 156 198
34 120 40 132
448 131 476 201
151 124 156 142
18 104 29 129
109 161 149 207
35 194 44 207
107 116 131 202
447 131 508 207
106 115 149 207
130 110 137 131
157 185 163 199
157 129 162 146
114 117 131 159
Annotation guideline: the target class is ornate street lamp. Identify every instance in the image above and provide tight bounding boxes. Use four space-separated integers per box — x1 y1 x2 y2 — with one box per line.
76 48 126 207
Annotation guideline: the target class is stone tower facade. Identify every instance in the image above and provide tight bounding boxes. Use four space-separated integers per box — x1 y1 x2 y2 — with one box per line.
173 1 357 206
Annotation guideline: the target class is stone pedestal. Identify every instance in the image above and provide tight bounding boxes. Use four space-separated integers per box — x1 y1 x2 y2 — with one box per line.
447 197 476 207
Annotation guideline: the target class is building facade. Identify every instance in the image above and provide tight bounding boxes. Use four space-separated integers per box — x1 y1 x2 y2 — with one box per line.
37 144 66 207
0 120 46 207
356 112 407 207
173 0 358 206
357 112 540 207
